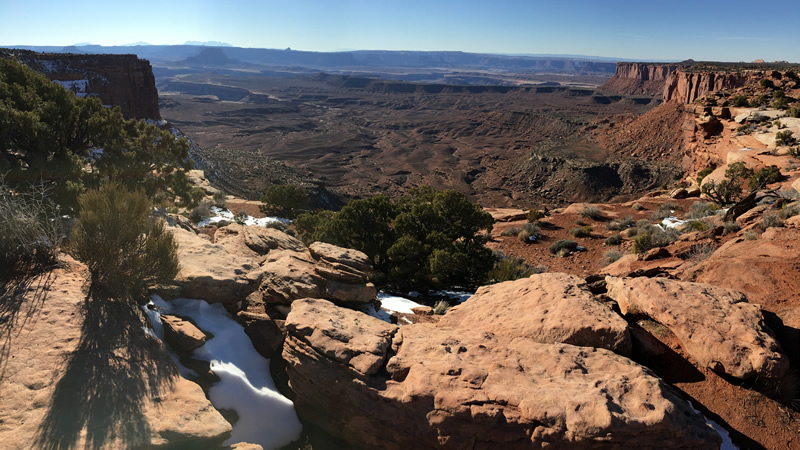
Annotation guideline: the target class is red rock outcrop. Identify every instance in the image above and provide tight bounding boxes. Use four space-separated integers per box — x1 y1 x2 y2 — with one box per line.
439 273 632 355
0 48 160 120
663 70 749 104
601 62 678 96
605 276 788 379
0 256 231 448
282 298 721 449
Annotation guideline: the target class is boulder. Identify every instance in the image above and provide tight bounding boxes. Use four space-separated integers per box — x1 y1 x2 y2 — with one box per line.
283 299 721 449
677 227 800 309
238 311 286 358
439 273 632 355
308 241 373 273
0 256 231 448
252 247 377 305
244 226 305 254
161 314 206 351
735 204 769 226
170 226 260 303
668 187 688 199
605 276 788 379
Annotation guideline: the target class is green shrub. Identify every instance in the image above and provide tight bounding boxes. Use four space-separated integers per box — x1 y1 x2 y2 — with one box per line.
723 221 741 235
213 191 227 208
260 184 309 218
0 180 63 277
696 167 714 186
604 234 622 246
684 242 716 261
294 209 336 244
631 224 680 254
748 166 782 190
631 203 645 211
776 130 796 147
744 230 758 240
787 107 800 118
570 226 593 238
626 227 639 237
773 98 788 110
760 79 775 89
779 203 800 220
432 300 450 315
736 124 752 135
579 205 606 221
575 218 587 226
686 201 719 220
762 213 784 229
69 184 178 300
527 209 545 222
500 226 522 237
749 95 769 107
730 95 749 107
523 222 540 236
234 210 248 225
189 200 212 223
488 254 545 283
603 250 623 265
688 220 709 232
607 216 634 231
549 239 578 256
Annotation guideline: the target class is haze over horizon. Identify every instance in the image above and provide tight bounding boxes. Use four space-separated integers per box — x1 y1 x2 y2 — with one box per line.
2 0 799 63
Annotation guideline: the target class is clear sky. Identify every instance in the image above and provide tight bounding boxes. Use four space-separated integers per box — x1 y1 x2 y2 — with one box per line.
1 0 798 62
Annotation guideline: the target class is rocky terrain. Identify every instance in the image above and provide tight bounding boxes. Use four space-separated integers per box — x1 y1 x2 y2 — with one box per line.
159 72 670 207
5 51 800 449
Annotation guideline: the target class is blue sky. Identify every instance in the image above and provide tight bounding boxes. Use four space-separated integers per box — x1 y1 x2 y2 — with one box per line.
1 0 798 62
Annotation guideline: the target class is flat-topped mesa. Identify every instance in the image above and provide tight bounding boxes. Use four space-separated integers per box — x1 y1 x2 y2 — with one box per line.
0 48 160 120
601 62 679 96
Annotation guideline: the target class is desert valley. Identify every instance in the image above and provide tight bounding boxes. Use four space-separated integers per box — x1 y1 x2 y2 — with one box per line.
2 8 800 449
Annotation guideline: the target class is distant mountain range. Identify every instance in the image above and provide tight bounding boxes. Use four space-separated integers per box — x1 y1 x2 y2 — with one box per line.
3 44 627 75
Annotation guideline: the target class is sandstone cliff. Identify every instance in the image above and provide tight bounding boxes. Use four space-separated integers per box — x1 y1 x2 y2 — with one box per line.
663 70 750 104
0 49 160 120
601 62 679 96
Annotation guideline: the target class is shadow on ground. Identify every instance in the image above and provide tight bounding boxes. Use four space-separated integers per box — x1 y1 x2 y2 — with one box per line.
35 288 177 449
0 267 56 379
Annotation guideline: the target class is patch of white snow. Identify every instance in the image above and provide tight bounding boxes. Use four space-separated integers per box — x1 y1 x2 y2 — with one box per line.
144 295 302 448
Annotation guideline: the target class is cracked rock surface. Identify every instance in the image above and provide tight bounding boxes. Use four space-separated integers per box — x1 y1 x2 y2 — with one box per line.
283 298 721 449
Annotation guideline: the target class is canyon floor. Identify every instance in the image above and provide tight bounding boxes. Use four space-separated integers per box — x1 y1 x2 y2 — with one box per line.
158 72 677 208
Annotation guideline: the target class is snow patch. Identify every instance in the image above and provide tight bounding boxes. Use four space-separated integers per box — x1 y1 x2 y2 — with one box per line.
53 79 89 97
144 295 302 448
688 401 737 450
661 216 687 229
378 292 425 314
197 206 290 228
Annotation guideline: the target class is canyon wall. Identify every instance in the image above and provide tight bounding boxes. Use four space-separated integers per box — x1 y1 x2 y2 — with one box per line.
0 49 160 120
601 62 679 96
662 70 750 104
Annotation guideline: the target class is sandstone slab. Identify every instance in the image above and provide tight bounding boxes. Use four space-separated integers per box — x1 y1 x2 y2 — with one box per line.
171 226 259 303
605 276 788 379
253 245 377 305
0 256 231 448
283 299 720 449
161 314 206 351
439 273 631 355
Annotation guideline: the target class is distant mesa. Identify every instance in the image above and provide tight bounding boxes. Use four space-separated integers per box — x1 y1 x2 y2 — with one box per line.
59 46 85 54
183 47 237 66
752 58 765 63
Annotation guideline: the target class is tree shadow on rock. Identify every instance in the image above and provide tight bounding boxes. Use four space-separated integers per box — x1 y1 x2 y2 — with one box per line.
35 288 177 450
0 267 57 380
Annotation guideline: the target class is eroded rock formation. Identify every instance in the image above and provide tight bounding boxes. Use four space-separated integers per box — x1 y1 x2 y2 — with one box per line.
605 276 788 379
663 70 749 104
0 48 160 119
601 62 678 96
